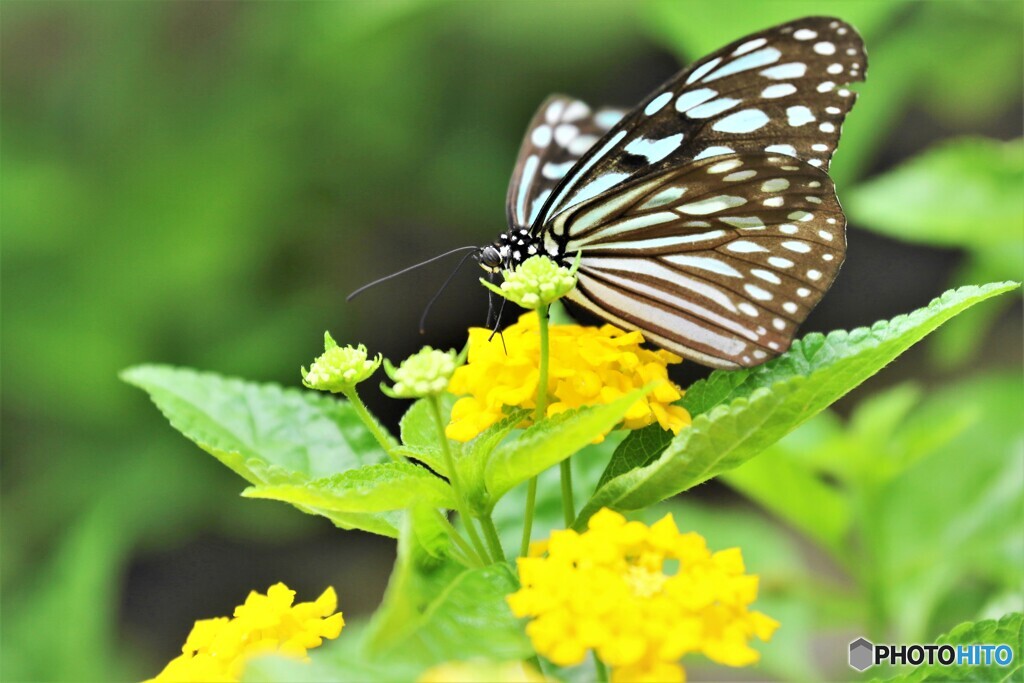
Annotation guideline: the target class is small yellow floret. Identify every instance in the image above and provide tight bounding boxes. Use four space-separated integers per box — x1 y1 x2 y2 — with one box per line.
507 509 778 682
145 583 344 683
446 312 690 442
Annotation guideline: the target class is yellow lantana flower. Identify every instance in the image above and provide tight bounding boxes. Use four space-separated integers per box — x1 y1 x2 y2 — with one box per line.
506 509 779 683
445 311 691 442
146 583 344 683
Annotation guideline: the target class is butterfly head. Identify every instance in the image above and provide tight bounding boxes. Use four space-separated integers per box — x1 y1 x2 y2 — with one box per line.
479 228 542 274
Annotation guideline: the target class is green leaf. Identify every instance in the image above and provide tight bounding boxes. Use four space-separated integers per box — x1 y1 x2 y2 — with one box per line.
121 365 398 537
242 462 455 512
579 282 1018 523
485 387 651 504
876 613 1023 683
363 512 531 667
846 138 1024 251
932 248 1023 368
399 394 456 451
457 408 530 514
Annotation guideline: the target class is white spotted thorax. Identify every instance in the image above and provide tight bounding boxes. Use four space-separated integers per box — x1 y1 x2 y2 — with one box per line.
481 16 864 369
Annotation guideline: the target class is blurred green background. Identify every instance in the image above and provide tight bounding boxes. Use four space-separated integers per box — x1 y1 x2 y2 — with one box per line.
2 1 1021 681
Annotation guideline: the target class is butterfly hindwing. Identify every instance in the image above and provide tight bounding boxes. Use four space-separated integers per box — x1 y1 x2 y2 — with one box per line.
552 152 845 369
506 95 625 230
537 16 866 225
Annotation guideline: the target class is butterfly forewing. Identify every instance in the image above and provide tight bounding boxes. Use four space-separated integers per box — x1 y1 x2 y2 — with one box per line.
554 152 845 369
537 16 866 224
506 95 625 230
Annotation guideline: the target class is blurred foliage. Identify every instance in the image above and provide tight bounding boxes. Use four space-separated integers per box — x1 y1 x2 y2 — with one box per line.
1 1 1021 681
847 138 1024 366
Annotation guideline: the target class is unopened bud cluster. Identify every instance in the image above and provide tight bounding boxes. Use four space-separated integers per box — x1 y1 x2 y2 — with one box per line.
302 333 381 393
482 254 579 309
382 347 458 399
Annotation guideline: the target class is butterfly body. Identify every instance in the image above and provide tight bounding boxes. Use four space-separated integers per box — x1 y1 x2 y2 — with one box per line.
484 16 866 368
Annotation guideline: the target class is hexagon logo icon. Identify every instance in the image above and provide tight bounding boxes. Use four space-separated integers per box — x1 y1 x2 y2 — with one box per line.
849 637 874 671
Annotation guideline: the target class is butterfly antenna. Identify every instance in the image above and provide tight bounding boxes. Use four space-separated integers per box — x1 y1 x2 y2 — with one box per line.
487 293 508 355
419 248 479 334
347 245 480 301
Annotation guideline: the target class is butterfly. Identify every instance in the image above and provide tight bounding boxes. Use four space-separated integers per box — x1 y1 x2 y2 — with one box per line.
479 16 866 369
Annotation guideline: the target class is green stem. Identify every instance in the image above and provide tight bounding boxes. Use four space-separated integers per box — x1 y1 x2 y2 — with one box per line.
435 510 485 568
594 653 609 682
429 395 491 563
480 514 506 563
519 305 552 557
342 387 399 458
535 305 551 419
560 459 574 527
519 477 538 558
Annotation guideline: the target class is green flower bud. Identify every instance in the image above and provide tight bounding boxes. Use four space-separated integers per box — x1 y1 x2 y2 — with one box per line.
481 253 580 310
302 333 381 393
381 347 458 399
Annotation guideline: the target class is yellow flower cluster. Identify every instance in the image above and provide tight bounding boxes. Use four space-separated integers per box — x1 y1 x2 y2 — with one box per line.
507 509 778 683
446 312 691 442
146 583 344 683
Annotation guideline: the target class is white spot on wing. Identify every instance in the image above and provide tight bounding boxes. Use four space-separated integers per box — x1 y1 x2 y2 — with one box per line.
752 269 781 284
664 254 743 277
678 195 747 215
814 41 836 55
745 284 773 301
713 109 770 133
724 169 757 182
761 62 807 80
644 91 674 116
762 83 797 98
704 47 782 81
782 241 811 253
694 146 734 160
624 134 684 163
545 100 565 123
765 144 797 157
738 303 759 316
639 186 687 210
708 159 743 173
562 100 590 121
686 57 723 84
554 123 579 146
794 28 817 40
733 37 768 55
720 216 765 229
761 178 790 192
786 105 816 126
768 256 793 268
571 172 631 207
567 134 599 156
675 88 718 112
531 125 552 147
727 240 768 253
542 161 575 179
687 97 741 118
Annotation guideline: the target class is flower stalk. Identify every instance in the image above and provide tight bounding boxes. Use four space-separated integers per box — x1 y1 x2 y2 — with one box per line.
429 394 491 564
520 303 552 557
